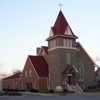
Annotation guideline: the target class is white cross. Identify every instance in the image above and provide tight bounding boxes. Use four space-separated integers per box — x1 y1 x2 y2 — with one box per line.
58 3 63 10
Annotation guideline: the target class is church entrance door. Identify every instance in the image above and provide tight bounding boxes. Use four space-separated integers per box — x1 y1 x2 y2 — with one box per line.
68 74 72 85
26 82 32 91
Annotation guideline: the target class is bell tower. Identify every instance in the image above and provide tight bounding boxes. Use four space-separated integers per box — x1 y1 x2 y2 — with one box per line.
46 11 78 90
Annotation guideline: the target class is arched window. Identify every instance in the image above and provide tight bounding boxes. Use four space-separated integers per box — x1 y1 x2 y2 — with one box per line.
67 39 69 47
29 69 32 77
67 39 70 47
25 70 28 77
77 59 84 81
70 39 72 47
67 53 70 64
63 39 66 46
63 39 72 47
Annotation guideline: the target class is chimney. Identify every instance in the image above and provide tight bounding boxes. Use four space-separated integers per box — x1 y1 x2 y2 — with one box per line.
37 47 40 55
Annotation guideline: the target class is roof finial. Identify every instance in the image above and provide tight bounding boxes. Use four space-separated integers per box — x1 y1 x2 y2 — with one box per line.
58 3 63 11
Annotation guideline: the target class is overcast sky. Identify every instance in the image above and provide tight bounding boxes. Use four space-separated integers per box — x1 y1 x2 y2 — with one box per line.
0 0 100 74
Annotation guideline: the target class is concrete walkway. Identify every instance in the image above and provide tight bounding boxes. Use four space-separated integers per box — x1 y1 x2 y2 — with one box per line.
20 91 59 96
0 91 58 98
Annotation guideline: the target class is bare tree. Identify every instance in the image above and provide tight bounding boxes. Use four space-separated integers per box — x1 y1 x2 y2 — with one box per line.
94 56 100 69
0 73 8 79
12 68 22 75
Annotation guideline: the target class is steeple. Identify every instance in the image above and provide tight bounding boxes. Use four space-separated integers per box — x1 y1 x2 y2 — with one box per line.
47 10 79 90
46 11 78 40
53 11 68 35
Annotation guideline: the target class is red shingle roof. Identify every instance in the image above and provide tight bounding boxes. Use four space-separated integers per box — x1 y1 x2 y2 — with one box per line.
29 56 48 77
2 72 21 80
53 11 77 37
46 11 78 40
63 65 72 74
53 11 68 35
42 46 48 55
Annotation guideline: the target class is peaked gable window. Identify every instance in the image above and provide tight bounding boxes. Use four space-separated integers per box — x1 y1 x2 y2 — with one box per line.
77 59 84 81
25 70 28 77
29 69 32 77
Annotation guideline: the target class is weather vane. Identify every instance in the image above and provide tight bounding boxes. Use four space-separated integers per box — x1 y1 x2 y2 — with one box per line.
58 3 63 10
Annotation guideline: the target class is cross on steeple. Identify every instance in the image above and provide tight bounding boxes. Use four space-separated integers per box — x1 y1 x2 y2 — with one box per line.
58 3 63 10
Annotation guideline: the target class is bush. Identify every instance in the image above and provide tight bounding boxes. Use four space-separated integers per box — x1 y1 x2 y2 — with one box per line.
49 90 54 93
8 92 22 96
92 86 97 89
63 89 68 92
88 86 92 89
19 89 26 92
30 88 38 92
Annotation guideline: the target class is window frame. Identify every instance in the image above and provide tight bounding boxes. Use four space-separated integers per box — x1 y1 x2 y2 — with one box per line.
77 59 84 81
29 69 32 77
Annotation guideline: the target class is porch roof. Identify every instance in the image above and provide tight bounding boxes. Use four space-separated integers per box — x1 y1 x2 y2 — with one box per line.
63 65 78 74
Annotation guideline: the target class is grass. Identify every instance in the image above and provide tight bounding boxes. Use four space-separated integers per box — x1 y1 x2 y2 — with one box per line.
84 88 100 93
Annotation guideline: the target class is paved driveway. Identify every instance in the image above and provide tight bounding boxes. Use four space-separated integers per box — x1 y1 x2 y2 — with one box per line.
0 93 100 100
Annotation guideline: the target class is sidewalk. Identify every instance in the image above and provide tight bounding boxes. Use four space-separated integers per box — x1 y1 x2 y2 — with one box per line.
20 91 59 96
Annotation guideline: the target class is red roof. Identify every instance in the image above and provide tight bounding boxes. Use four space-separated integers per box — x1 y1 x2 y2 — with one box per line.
53 11 68 35
63 65 72 74
2 72 21 80
46 11 78 40
29 56 48 77
42 46 48 55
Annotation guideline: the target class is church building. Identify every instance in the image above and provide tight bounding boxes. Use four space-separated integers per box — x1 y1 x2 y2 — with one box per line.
2 10 95 92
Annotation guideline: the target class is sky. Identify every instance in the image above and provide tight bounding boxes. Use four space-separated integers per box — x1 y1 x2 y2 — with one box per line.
0 0 100 75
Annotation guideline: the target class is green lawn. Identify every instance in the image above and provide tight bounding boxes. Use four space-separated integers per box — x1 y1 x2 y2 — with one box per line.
84 88 100 93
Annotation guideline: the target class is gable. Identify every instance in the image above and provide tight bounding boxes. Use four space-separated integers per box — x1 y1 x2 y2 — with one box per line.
76 42 95 65
38 46 48 56
65 25 73 36
29 56 48 77
20 56 40 82
42 46 48 55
